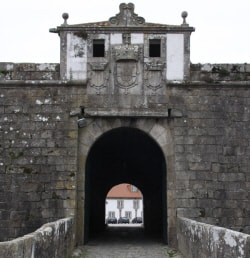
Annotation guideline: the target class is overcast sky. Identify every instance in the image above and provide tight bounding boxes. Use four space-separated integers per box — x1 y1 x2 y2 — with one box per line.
1 0 249 64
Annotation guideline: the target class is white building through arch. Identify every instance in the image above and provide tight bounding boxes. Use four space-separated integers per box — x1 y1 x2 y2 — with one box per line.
105 183 143 224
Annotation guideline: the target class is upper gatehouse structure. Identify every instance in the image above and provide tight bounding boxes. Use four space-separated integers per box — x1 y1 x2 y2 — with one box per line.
0 2 249 254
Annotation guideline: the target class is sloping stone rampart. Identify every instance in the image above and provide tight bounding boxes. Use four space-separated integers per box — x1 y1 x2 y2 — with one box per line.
0 217 75 258
177 217 250 258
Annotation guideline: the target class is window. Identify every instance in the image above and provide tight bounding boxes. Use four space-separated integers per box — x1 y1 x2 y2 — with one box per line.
149 39 161 57
125 211 132 219
108 211 115 218
117 200 124 209
93 39 105 57
133 199 140 209
131 185 138 192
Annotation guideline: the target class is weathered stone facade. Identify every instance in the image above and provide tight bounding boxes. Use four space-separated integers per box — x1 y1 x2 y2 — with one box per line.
0 3 249 249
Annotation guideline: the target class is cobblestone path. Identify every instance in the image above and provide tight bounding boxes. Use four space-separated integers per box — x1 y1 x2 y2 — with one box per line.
71 226 183 258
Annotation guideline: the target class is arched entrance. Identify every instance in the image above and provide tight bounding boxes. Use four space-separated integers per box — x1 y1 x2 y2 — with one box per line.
84 127 167 243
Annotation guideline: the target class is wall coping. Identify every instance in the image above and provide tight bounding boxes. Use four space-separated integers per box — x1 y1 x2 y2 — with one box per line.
177 217 250 258
0 217 75 258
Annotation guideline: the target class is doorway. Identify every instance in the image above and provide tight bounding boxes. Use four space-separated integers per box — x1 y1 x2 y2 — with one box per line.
84 127 167 242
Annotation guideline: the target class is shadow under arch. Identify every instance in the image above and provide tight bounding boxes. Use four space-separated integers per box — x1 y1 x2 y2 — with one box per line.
84 127 167 243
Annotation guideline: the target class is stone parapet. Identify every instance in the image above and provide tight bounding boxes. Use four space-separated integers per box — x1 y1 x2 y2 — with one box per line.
177 217 250 258
0 217 75 258
0 62 60 81
1 62 250 83
191 63 250 82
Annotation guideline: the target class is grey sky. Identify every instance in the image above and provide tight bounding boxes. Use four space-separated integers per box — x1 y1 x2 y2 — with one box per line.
1 0 249 64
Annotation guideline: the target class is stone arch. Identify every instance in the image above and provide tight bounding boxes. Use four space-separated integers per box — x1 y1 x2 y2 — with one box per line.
76 118 176 245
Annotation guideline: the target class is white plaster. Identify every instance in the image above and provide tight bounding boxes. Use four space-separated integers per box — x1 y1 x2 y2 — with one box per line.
4 117 8 121
110 33 122 44
131 33 144 44
0 163 3 166
166 34 184 80
0 94 4 98
56 116 61 121
14 109 20 113
66 33 87 80
10 127 13 131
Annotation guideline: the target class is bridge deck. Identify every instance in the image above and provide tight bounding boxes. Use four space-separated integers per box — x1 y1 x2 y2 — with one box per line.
71 225 183 258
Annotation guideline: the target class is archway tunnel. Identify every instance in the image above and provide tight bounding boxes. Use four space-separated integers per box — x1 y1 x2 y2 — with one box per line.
84 127 167 242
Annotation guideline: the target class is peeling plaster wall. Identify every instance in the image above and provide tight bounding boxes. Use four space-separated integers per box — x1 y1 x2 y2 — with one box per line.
0 217 75 258
66 33 87 80
177 217 250 258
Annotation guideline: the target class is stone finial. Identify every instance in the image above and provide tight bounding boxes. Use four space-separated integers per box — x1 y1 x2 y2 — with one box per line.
109 3 145 26
181 11 188 26
62 13 69 25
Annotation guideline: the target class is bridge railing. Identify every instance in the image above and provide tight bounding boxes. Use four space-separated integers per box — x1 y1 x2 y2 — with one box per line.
0 217 75 258
177 217 250 258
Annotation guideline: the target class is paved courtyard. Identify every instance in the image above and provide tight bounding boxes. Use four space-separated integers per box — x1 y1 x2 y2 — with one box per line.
71 226 183 258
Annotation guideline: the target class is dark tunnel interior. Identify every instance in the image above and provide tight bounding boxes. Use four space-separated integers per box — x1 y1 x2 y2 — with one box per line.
84 127 167 243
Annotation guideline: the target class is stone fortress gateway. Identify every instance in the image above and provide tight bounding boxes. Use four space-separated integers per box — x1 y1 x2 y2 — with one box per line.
0 2 249 254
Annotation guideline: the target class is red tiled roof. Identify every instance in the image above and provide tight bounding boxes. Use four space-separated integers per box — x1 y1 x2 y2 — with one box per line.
107 183 142 199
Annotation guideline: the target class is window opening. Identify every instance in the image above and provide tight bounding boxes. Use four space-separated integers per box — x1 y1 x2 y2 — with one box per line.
131 185 138 192
93 39 105 57
125 211 132 219
149 39 161 57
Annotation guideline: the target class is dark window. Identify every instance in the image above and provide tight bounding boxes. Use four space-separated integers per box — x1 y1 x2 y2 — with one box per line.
93 39 105 57
149 39 161 57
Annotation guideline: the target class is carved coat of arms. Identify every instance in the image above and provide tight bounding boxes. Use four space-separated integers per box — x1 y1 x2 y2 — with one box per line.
113 44 141 94
115 60 138 94
144 62 165 94
88 63 109 94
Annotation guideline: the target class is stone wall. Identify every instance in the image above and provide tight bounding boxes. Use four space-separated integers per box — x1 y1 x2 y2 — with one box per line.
169 83 250 234
190 63 250 82
0 63 59 80
177 217 250 258
0 62 249 244
0 217 75 258
0 80 86 241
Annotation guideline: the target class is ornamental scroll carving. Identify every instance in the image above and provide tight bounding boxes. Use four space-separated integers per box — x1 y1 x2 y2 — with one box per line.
144 62 165 94
109 3 145 26
88 62 109 94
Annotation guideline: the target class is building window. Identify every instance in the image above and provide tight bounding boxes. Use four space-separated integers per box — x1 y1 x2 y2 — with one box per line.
133 199 140 209
131 185 138 192
125 211 132 219
93 39 105 57
117 200 124 209
149 39 161 57
108 211 115 218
